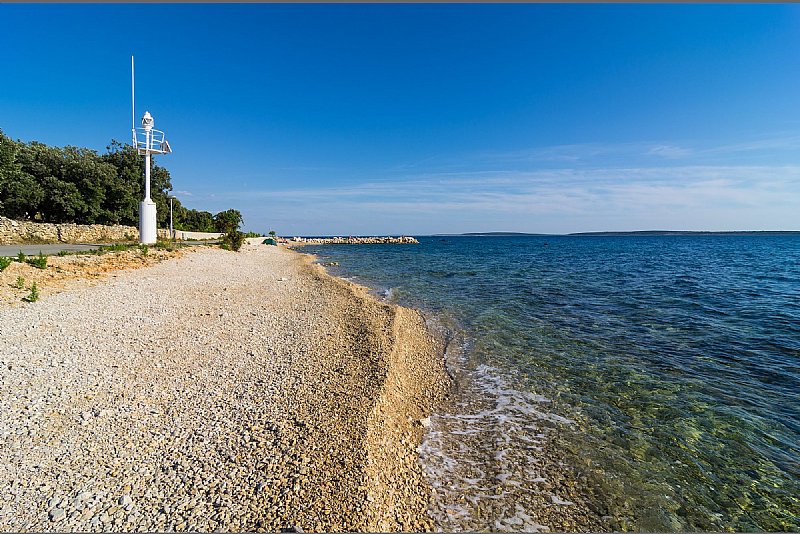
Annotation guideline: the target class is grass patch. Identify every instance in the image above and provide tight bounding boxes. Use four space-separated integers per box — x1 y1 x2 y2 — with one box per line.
15 276 25 289
101 243 134 252
153 239 181 250
26 252 47 269
0 257 11 272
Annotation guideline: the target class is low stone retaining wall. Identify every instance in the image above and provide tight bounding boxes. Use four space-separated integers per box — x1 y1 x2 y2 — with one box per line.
0 216 138 245
289 236 419 245
171 230 224 240
1 217 227 244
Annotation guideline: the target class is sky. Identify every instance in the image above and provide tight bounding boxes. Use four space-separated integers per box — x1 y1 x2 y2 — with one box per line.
1 4 799 235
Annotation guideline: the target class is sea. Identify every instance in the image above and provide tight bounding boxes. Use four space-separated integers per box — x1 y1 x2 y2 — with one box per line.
301 235 800 532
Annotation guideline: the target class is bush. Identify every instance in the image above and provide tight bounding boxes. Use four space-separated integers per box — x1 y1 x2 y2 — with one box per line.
221 230 245 252
139 244 149 255
26 252 47 269
0 257 11 271
24 282 39 303
15 276 25 289
16 251 26 263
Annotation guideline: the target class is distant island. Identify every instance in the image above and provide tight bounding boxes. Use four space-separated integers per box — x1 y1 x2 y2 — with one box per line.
434 232 548 237
433 231 800 237
568 230 800 236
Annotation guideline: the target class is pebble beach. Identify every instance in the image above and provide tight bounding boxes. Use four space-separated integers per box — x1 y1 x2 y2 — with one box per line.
0 241 450 532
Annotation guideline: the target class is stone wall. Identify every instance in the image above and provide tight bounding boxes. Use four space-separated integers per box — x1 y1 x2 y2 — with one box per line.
2 216 227 244
0 216 139 245
170 230 224 240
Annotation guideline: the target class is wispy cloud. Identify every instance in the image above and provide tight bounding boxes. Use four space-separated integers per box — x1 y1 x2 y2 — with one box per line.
232 164 800 234
470 135 800 169
647 145 693 158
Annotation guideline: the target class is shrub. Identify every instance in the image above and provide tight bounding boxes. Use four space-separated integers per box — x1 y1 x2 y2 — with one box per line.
221 230 245 252
16 251 26 263
26 252 47 269
15 276 25 289
57 250 70 257
24 282 39 303
0 257 11 272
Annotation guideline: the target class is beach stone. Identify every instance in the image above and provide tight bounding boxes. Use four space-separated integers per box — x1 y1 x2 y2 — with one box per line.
0 242 450 532
49 508 66 522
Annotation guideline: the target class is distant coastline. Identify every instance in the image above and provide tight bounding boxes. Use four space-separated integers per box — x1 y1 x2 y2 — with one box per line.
435 230 800 237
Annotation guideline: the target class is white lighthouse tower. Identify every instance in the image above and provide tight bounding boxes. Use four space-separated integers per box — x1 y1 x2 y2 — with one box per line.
131 56 171 244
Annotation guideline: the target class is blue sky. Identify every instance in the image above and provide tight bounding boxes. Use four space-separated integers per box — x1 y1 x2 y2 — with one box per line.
1 4 799 234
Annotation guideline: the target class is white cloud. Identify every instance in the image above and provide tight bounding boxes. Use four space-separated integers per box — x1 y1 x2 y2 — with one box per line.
646 145 693 158
233 165 800 234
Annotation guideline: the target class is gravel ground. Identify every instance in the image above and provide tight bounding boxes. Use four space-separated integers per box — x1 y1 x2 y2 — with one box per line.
0 245 186 307
0 242 449 532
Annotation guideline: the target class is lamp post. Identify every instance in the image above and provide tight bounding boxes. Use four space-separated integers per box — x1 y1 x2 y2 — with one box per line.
169 195 174 241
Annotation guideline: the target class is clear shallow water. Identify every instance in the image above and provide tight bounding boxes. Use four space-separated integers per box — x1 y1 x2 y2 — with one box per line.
303 236 800 531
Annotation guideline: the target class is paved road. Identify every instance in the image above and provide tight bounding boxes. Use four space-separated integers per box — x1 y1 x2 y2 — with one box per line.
0 244 103 257
0 240 221 257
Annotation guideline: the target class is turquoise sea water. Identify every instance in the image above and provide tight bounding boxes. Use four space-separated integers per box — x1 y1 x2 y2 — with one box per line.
302 236 800 531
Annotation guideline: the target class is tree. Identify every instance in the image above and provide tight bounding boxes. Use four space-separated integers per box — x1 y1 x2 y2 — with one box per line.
214 209 243 234
0 132 246 238
177 209 216 232
99 141 141 225
0 131 44 219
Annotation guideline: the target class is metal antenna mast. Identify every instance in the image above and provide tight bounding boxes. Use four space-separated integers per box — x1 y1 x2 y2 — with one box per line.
131 56 136 147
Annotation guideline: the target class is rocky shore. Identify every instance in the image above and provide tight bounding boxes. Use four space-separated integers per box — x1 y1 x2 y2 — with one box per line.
288 236 419 245
0 242 449 531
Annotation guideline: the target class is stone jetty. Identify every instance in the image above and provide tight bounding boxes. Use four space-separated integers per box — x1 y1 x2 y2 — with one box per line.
288 236 419 245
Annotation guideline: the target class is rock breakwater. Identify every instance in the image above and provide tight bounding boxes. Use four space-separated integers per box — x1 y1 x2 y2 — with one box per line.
289 236 419 245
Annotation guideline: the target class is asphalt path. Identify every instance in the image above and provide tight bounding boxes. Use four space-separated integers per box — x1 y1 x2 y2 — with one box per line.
0 240 220 257
0 244 102 257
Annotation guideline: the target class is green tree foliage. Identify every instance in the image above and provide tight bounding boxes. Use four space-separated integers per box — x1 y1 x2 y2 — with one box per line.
213 209 243 234
222 230 245 252
215 208 245 252
0 131 45 219
0 130 243 233
175 207 216 233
